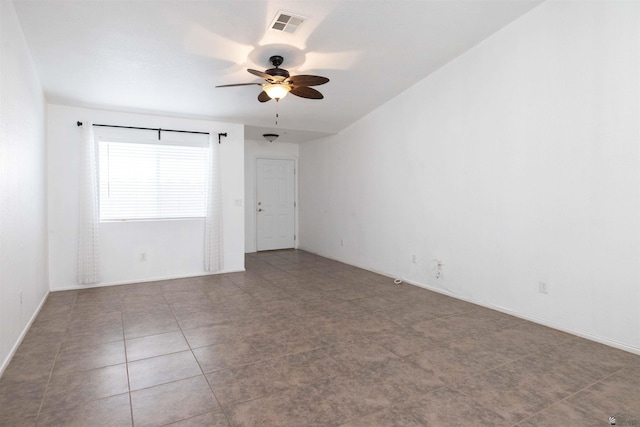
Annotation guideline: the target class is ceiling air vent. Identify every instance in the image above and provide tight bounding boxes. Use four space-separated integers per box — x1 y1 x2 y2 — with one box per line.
269 11 306 33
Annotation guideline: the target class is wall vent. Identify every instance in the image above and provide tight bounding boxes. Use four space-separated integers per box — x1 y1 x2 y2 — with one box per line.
269 11 306 33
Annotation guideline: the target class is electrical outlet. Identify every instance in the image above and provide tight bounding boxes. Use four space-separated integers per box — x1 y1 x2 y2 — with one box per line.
140 252 147 261
411 255 417 264
539 281 549 294
19 291 23 305
340 239 344 246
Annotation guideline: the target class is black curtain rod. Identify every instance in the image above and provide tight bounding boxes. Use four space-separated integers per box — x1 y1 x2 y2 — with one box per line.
77 121 228 143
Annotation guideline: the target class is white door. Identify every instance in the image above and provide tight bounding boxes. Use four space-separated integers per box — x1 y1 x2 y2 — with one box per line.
256 158 295 251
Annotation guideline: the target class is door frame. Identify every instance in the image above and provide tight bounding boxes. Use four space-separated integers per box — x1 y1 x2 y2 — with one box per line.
253 156 298 252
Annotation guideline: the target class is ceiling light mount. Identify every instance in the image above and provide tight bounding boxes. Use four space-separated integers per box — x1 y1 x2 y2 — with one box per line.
263 133 279 143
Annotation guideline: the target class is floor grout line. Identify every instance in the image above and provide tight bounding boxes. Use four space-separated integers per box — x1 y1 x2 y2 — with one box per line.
163 289 230 425
33 292 77 424
118 290 136 427
512 367 628 426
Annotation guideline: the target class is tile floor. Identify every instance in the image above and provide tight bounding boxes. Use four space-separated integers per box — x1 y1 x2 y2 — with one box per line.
1 250 639 426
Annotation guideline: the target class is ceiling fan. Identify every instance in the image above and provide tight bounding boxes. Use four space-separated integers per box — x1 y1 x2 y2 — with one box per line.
216 55 329 102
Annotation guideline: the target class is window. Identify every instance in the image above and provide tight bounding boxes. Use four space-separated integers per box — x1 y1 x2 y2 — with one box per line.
98 132 209 221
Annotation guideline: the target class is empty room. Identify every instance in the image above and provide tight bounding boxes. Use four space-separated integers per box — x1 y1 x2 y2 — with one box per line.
1 0 639 425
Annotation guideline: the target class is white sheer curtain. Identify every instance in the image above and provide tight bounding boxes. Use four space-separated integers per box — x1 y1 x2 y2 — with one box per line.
204 134 224 272
77 122 100 284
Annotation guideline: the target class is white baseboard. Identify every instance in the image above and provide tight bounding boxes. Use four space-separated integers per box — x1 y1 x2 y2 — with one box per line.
0 291 50 377
299 247 640 356
50 268 246 292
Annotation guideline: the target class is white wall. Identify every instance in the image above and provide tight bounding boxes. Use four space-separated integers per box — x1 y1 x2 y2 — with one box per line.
47 105 245 290
244 139 299 253
0 2 49 373
299 1 640 353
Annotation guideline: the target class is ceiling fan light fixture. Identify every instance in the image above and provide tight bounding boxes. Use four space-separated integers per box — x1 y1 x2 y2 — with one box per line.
263 133 279 143
264 83 291 100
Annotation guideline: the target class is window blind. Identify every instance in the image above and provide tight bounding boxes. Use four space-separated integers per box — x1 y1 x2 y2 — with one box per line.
98 137 209 221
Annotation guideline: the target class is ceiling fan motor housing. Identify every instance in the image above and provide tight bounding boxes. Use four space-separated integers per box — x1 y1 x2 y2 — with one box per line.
265 68 290 79
266 55 289 79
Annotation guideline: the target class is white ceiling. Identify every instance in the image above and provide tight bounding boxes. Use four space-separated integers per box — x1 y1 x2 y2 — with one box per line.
13 0 542 143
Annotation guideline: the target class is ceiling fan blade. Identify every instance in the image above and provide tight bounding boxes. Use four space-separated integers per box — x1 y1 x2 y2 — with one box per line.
215 83 263 88
258 91 271 103
287 75 330 86
290 86 324 99
248 69 272 80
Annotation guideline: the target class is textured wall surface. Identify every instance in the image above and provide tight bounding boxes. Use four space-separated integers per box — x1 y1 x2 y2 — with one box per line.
0 1 49 373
